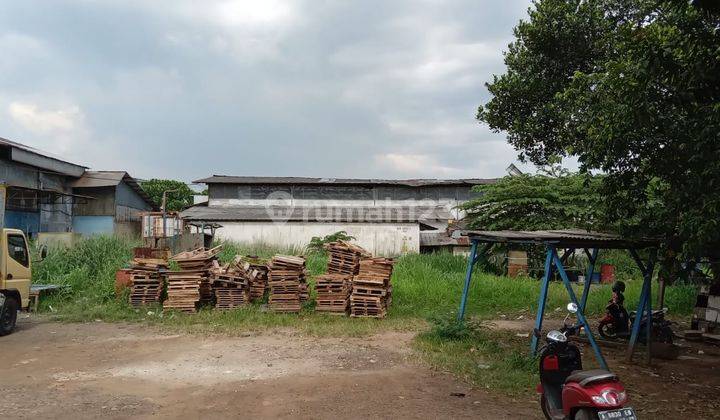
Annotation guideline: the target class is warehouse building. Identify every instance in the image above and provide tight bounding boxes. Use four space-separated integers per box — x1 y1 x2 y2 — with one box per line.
71 171 157 236
182 176 495 255
0 138 86 236
0 137 156 237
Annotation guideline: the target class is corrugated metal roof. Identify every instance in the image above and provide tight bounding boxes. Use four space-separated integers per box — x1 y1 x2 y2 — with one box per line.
458 229 659 249
180 204 452 223
0 136 87 176
420 231 463 247
71 171 158 210
194 175 497 187
70 171 126 188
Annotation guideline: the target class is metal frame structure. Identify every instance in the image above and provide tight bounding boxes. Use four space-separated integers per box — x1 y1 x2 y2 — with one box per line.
455 230 660 369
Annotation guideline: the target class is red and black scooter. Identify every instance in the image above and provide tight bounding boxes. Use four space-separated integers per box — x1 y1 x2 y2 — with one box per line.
536 303 636 420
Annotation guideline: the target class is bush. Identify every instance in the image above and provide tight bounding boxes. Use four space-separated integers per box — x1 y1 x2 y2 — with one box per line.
427 314 474 340
306 231 356 254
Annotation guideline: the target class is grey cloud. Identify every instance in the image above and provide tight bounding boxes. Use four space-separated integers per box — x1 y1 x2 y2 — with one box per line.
0 0 535 181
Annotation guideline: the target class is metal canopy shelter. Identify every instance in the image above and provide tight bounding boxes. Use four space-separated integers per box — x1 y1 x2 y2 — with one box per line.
455 230 660 369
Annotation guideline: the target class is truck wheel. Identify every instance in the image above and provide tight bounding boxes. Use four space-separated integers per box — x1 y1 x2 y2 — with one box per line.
0 295 18 336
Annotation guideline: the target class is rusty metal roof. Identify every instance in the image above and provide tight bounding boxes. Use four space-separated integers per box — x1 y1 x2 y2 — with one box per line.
71 171 158 210
457 229 659 249
194 175 497 187
420 231 465 247
181 204 452 223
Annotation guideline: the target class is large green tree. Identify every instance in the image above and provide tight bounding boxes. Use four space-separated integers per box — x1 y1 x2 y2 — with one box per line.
460 172 603 231
140 179 195 212
479 0 720 264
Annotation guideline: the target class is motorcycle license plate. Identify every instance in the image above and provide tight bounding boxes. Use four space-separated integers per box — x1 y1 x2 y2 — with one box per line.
598 407 637 420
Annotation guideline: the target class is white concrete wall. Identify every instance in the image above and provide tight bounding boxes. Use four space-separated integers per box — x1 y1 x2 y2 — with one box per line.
213 222 419 256
209 198 467 220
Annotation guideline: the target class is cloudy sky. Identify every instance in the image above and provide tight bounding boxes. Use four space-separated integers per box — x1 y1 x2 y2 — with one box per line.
0 0 536 183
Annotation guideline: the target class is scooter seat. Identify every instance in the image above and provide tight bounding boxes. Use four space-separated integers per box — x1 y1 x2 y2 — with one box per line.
566 369 618 387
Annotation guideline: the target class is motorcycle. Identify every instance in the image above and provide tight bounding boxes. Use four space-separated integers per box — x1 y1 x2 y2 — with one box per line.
536 303 636 420
598 303 674 344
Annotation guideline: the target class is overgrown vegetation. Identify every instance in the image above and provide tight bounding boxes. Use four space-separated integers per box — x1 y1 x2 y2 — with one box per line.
30 236 698 395
415 315 536 394
33 237 696 324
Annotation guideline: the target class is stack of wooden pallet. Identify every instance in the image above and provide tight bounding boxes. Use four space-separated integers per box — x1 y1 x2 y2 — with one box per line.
164 270 206 313
268 255 307 313
164 246 222 312
325 241 371 275
128 254 168 307
171 246 222 271
239 256 269 302
128 270 164 307
315 273 352 314
350 257 394 318
212 269 250 310
315 241 369 314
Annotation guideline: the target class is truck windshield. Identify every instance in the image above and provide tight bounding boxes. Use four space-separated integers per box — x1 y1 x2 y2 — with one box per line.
8 234 29 267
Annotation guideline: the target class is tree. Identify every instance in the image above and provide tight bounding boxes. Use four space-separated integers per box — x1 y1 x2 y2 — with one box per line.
140 179 195 212
460 172 603 231
478 0 720 267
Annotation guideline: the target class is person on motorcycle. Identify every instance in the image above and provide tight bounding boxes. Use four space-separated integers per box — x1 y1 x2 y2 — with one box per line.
607 281 629 332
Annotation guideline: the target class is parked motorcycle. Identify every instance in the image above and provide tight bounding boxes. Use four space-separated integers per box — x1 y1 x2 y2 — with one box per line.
598 305 674 344
536 303 636 420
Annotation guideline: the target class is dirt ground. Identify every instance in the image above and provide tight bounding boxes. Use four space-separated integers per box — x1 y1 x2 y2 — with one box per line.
484 318 720 418
0 316 539 420
4 316 720 419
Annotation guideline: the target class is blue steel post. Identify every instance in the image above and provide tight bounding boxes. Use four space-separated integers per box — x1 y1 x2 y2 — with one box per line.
626 276 649 361
457 240 479 322
626 249 654 362
530 246 555 355
646 268 653 364
579 248 598 313
552 251 609 370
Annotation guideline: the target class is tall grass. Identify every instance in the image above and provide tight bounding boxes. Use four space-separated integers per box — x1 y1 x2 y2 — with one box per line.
391 253 696 319
31 237 697 328
33 236 139 310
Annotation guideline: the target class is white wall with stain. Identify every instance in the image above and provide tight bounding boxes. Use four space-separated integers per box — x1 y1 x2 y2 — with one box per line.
213 222 419 256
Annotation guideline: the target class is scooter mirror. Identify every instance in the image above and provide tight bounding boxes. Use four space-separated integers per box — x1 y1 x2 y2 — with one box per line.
567 302 578 314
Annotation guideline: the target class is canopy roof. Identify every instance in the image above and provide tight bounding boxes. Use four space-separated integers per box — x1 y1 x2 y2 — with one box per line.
458 229 659 249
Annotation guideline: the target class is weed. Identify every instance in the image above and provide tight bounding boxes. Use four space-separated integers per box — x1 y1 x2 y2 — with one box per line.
415 317 537 394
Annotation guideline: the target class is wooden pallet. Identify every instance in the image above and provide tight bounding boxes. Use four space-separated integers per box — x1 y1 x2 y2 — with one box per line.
267 255 307 313
315 273 352 315
128 271 164 306
325 241 370 275
352 285 390 297
164 271 205 313
349 257 394 318
214 287 250 310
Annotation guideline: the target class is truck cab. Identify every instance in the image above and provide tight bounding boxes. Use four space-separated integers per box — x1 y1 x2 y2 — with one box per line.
0 228 32 336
